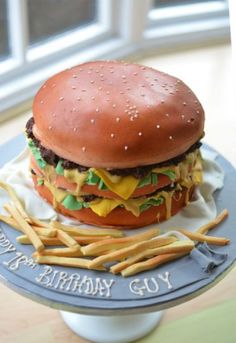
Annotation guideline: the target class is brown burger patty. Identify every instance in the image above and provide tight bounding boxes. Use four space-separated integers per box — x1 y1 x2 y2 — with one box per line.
26 117 201 179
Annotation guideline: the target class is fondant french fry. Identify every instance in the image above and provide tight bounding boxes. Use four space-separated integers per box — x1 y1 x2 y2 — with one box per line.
0 181 29 220
51 221 124 237
17 234 112 246
197 209 229 234
33 247 82 257
178 228 230 246
29 217 50 228
33 227 57 237
0 214 56 238
34 255 105 270
56 229 81 249
89 236 177 268
5 204 44 252
0 215 55 238
0 214 22 231
81 228 160 256
121 252 187 277
110 241 194 274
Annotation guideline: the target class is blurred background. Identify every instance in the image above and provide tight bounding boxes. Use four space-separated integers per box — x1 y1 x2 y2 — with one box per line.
0 1 235 342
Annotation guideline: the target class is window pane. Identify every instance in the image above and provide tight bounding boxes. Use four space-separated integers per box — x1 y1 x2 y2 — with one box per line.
0 0 10 61
153 0 222 8
27 0 98 46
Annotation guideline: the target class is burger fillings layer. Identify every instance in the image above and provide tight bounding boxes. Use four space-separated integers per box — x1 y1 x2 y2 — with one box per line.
25 61 204 228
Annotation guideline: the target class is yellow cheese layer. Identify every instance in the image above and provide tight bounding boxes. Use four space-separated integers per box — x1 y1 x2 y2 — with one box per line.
37 149 201 201
42 179 158 217
94 156 202 218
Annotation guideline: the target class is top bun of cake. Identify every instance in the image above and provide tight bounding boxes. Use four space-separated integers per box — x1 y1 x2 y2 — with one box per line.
32 61 204 168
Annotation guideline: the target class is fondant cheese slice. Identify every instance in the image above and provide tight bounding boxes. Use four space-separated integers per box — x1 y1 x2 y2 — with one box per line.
89 199 121 217
90 197 145 217
93 169 140 200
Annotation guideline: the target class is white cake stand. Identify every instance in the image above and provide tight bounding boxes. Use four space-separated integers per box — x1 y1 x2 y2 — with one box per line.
61 310 163 343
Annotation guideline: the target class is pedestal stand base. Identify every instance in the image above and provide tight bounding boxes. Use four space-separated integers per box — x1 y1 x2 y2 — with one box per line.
60 310 163 343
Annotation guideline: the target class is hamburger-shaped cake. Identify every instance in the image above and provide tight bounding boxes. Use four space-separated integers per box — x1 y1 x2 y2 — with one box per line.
26 61 204 229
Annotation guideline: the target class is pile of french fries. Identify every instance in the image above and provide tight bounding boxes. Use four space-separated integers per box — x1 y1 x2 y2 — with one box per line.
0 181 230 277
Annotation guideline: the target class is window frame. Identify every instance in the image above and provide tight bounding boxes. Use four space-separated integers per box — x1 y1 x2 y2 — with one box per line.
145 0 230 46
149 1 229 26
0 0 116 80
0 0 122 115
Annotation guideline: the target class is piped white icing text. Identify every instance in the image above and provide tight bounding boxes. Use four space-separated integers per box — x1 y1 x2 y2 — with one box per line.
3 252 37 271
35 266 115 297
129 272 172 296
0 228 16 256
